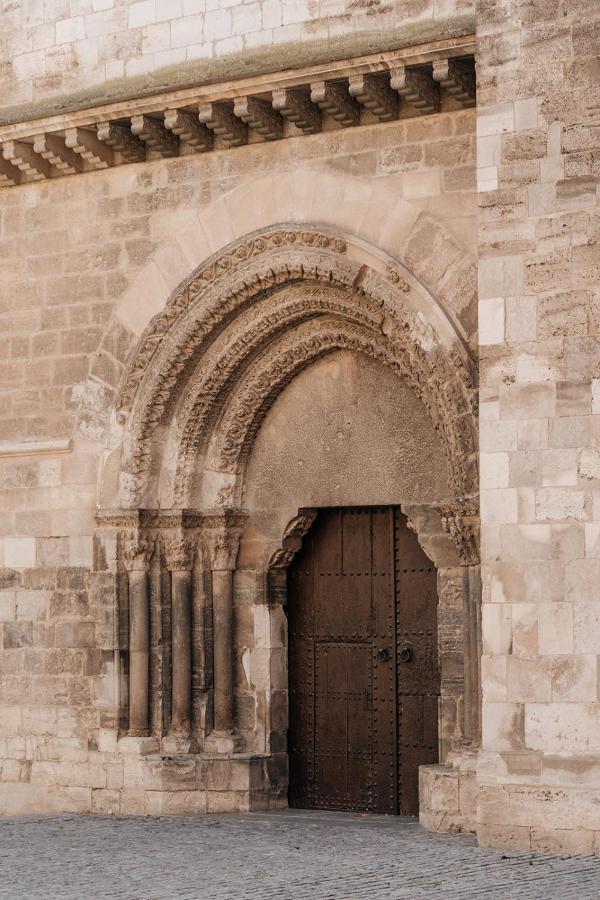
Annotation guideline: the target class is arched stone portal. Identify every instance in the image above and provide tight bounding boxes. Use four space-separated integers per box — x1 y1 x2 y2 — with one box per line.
94 225 480 819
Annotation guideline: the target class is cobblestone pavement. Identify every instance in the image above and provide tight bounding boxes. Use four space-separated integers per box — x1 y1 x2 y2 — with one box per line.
0 809 599 900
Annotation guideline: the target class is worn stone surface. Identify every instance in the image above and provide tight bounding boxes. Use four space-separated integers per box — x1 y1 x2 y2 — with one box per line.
0 811 599 899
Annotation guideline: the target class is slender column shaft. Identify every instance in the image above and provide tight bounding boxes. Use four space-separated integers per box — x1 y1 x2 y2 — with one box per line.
212 569 234 733
128 569 150 735
171 569 193 732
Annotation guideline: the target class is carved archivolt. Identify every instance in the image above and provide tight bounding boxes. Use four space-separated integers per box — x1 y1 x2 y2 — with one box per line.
113 226 478 509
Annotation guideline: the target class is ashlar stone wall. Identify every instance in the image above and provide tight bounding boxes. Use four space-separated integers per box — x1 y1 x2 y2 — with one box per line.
477 0 600 855
2 0 474 119
0 108 477 815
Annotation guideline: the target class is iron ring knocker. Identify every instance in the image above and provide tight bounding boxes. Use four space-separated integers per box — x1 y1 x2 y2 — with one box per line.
376 647 391 662
399 642 414 663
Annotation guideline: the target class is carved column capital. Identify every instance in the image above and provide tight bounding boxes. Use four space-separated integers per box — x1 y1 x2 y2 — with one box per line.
438 496 480 567
162 536 196 572
267 509 318 569
122 537 155 572
202 511 247 571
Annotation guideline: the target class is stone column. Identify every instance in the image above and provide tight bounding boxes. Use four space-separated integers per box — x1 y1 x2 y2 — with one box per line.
203 511 247 754
163 536 197 753
123 537 155 736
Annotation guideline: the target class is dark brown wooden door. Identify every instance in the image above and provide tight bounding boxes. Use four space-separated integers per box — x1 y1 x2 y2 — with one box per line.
287 507 439 816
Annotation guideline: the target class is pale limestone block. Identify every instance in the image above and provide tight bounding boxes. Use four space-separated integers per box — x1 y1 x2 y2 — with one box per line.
253 605 270 650
0 593 16 621
517 488 536 522
512 603 538 657
479 297 504 345
480 387 499 421
116 262 170 336
55 16 86 44
572 792 600 831
551 654 597 702
540 155 564 183
477 103 514 138
481 488 519 525
500 383 555 420
592 379 600 414
479 255 523 300
514 98 538 132
579 448 600 481
517 419 548 450
16 591 49 620
482 702 524 751
69 535 92 567
477 134 501 168
38 459 61 487
506 296 536 343
401 170 442 200
536 487 587 522
500 524 552 561
481 452 509 490
507 657 551 703
481 655 507 701
566 558 600 602
128 0 156 28
262 0 281 27
550 523 585 561
481 420 517 452
584 522 600 557
377 200 421 258
549 416 591 450
476 167 498 192
573 602 600 653
482 603 512 655
481 525 502 562
542 449 578 487
525 703 600 754
47 786 92 813
508 450 541 488
204 9 232 40
4 537 36 569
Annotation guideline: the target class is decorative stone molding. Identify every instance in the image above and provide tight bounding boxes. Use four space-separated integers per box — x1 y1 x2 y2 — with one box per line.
112 227 477 508
32 133 82 174
390 66 440 115
0 439 72 458
131 114 179 158
97 122 145 162
64 126 114 169
310 81 360 127
198 102 248 147
162 537 196 572
0 43 476 190
233 96 283 141
164 109 213 153
349 73 398 121
202 511 248 571
267 510 318 569
433 58 476 108
3 139 49 180
122 538 155 572
272 88 321 134
439 496 480 566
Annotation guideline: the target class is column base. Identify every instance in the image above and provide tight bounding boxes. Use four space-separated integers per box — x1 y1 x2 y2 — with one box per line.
203 730 245 754
161 733 199 755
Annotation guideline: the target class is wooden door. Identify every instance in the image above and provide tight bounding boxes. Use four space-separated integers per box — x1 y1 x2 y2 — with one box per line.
287 507 439 816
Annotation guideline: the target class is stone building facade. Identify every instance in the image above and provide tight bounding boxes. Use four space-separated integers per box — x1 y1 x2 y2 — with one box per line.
0 0 598 855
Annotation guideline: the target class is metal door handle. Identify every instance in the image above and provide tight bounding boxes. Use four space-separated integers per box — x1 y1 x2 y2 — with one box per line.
399 642 413 663
376 647 391 662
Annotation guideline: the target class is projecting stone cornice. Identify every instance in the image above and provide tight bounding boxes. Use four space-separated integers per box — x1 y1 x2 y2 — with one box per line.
0 37 475 191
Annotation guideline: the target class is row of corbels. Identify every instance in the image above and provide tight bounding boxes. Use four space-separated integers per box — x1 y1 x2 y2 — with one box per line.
0 57 475 188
